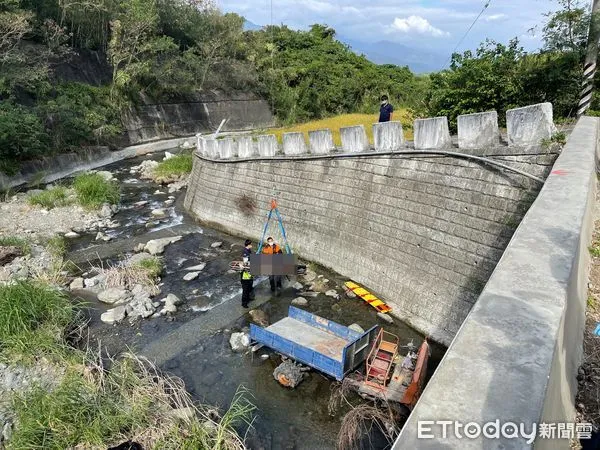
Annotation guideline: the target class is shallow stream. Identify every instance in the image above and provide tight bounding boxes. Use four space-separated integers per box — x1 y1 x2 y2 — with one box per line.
67 152 446 450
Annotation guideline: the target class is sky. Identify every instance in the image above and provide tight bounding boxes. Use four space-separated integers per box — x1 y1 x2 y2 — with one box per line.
216 0 567 53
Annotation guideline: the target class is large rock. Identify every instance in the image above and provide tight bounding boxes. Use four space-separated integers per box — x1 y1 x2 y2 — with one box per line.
325 289 340 299
185 263 206 272
69 277 84 290
0 246 22 267
99 203 113 219
127 252 154 266
139 160 159 179
95 171 114 182
292 282 303 290
249 309 269 327
101 305 127 324
164 294 182 307
211 241 223 248
168 179 187 193
230 332 251 352
64 231 80 239
98 288 131 305
292 297 308 306
144 236 183 255
183 271 199 281
151 208 166 218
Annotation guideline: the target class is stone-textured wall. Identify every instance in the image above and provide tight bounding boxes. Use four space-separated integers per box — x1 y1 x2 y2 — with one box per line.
123 91 274 144
185 124 560 345
394 116 597 449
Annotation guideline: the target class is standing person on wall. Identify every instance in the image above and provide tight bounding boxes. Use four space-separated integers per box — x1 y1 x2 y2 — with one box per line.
379 95 394 123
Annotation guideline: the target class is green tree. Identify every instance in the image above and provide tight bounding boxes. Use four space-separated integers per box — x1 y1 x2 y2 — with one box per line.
543 0 589 53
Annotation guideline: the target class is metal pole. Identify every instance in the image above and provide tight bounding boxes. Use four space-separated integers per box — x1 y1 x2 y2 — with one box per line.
577 0 600 117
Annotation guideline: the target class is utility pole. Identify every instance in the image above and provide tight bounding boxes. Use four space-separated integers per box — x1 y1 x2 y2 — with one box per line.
577 0 600 117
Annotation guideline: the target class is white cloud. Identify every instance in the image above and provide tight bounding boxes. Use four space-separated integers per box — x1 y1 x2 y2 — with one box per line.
485 13 508 22
390 15 449 37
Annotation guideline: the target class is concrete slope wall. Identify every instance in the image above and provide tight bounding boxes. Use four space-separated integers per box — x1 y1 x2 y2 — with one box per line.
123 91 275 144
395 117 598 448
184 106 558 345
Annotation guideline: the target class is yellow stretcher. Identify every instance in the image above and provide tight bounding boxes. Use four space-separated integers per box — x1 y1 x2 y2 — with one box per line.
344 281 392 314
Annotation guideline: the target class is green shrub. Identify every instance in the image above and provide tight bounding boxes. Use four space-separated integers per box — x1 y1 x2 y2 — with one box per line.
73 173 120 209
154 153 193 178
0 236 31 255
135 256 163 279
0 103 49 161
28 187 71 209
0 281 74 357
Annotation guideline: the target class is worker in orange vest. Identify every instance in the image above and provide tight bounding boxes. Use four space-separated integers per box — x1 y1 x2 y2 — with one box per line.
262 236 282 295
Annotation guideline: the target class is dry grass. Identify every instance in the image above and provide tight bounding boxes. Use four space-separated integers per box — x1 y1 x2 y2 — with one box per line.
337 404 398 450
101 257 163 295
269 111 415 146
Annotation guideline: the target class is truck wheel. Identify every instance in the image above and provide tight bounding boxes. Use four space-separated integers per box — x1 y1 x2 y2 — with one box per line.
273 360 304 388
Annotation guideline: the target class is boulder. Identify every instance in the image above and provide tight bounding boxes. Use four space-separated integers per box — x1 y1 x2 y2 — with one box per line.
69 277 84 290
134 200 148 208
98 288 131 305
95 171 114 182
164 199 175 206
164 151 176 160
127 252 154 266
292 282 303 290
64 231 80 239
302 270 317 282
377 312 394 324
161 303 177 315
292 297 308 306
168 180 187 193
325 289 340 299
230 332 251 352
134 243 146 253
99 203 113 219
183 271 199 281
139 160 159 179
185 263 206 272
101 305 127 324
249 309 269 327
144 236 183 255
210 241 223 248
349 323 365 334
164 293 182 306
151 208 166 218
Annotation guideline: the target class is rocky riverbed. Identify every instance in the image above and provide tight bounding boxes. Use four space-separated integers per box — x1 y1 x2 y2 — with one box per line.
0 150 445 450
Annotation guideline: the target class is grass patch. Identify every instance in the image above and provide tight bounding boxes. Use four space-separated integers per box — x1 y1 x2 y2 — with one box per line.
0 281 74 358
28 186 72 209
45 235 68 258
270 111 414 146
154 152 194 178
73 173 120 209
101 256 164 294
0 235 31 255
590 242 600 258
9 354 255 450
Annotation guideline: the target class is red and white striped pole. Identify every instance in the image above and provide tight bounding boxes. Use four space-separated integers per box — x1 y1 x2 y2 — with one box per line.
578 0 600 117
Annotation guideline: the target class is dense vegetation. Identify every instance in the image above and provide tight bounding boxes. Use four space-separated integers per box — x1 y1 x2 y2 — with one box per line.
0 0 594 171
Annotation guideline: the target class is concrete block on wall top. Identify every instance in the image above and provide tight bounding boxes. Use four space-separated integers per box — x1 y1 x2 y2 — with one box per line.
340 125 369 152
257 135 278 157
457 111 499 149
217 138 235 159
309 129 335 154
373 121 405 151
506 102 556 146
283 132 308 155
414 116 452 150
203 138 219 158
237 136 258 158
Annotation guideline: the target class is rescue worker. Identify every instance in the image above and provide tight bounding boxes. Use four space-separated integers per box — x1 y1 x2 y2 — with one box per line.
240 260 253 308
262 236 282 295
242 239 255 301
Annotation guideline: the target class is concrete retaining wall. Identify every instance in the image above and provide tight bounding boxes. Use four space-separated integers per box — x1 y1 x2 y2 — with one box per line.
0 136 195 191
185 123 559 344
395 116 598 448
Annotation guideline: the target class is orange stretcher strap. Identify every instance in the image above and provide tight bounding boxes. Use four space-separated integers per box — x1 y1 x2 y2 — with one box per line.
345 281 392 313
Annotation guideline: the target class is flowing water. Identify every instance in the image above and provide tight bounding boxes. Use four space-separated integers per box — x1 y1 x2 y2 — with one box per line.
67 151 446 450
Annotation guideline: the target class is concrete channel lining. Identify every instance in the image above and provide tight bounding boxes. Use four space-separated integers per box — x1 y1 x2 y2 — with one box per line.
394 116 598 449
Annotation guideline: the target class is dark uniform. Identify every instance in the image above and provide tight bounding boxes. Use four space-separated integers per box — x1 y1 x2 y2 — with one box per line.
240 265 253 308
